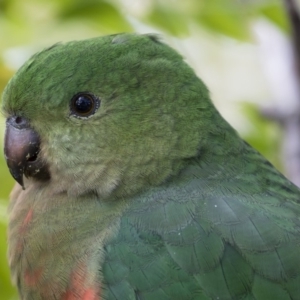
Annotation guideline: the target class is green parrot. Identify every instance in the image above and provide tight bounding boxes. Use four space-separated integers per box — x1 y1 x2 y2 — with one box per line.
2 33 300 300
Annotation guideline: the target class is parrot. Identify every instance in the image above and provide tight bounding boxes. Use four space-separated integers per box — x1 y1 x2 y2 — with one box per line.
2 33 300 300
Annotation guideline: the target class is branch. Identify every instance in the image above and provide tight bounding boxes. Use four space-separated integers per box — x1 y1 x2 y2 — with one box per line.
284 0 300 76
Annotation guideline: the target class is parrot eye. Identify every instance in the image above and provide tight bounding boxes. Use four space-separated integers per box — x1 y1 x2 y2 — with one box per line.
70 92 100 118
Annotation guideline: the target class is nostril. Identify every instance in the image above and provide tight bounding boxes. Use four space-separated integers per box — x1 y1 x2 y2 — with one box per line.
15 116 23 124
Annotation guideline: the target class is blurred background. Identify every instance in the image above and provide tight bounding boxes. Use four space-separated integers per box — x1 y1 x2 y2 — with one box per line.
0 0 298 298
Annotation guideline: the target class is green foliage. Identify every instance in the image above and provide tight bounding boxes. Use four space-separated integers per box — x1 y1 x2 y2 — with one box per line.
142 0 289 40
0 119 16 295
259 2 290 32
58 0 132 33
146 2 189 36
241 103 283 171
0 200 16 300
194 0 250 40
0 64 16 299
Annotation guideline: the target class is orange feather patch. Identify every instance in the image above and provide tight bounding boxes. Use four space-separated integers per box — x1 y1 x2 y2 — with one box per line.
62 262 101 300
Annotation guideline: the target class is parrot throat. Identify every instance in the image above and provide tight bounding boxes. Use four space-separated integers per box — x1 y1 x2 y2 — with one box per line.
8 182 127 300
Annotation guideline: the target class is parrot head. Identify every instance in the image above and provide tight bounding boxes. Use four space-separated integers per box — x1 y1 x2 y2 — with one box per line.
2 33 227 198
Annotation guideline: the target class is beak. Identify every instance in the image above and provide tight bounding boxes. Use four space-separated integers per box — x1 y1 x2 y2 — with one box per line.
4 116 42 189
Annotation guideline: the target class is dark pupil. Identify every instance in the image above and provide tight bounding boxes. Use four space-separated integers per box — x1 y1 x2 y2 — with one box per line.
74 96 92 113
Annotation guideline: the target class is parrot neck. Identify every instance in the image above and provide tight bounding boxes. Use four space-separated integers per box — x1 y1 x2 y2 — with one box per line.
8 183 127 300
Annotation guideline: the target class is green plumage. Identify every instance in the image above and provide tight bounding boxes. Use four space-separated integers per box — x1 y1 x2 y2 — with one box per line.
103 148 300 299
2 33 300 300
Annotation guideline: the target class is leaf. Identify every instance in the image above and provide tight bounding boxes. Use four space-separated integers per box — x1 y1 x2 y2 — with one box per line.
194 0 250 41
0 200 8 225
58 0 132 33
259 3 289 32
240 102 283 171
145 4 189 36
0 144 15 201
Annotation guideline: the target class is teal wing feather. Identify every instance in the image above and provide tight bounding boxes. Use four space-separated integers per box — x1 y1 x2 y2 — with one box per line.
103 142 300 300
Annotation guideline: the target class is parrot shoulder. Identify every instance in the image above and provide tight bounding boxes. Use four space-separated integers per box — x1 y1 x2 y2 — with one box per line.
103 143 300 300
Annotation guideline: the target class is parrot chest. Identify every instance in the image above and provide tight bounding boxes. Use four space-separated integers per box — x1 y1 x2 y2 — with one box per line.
8 185 124 300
